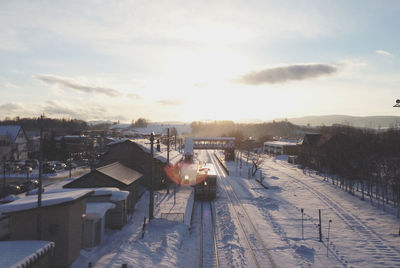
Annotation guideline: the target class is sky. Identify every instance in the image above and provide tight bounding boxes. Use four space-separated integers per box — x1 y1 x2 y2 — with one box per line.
1 0 400 123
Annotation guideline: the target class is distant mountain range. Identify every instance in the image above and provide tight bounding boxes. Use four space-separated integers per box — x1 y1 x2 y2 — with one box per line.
278 115 400 128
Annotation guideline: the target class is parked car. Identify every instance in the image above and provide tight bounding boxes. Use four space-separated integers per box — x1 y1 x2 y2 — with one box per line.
5 184 22 195
43 162 56 173
55 162 67 170
22 166 33 173
19 179 39 192
25 159 39 169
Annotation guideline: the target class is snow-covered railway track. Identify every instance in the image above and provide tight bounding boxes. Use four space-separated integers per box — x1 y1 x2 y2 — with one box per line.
200 201 219 268
210 152 276 268
268 163 400 266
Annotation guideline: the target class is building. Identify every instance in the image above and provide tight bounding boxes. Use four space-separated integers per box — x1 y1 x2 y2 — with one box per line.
0 125 28 161
263 139 300 156
87 188 130 229
82 202 115 248
0 189 93 268
98 139 182 190
55 135 97 154
63 162 143 213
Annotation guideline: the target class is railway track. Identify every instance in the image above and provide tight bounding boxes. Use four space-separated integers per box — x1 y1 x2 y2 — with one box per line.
199 200 219 268
268 161 400 266
209 152 276 268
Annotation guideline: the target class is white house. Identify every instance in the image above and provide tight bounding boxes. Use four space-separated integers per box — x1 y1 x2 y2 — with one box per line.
0 125 28 161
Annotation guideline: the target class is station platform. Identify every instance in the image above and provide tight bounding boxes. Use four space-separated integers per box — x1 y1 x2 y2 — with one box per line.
154 185 194 228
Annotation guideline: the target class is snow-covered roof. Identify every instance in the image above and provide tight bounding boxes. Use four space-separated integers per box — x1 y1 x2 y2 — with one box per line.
105 138 183 165
133 139 183 165
0 189 93 214
0 240 55 268
86 202 116 219
96 162 143 185
0 125 22 142
264 140 300 147
85 187 129 201
190 137 235 141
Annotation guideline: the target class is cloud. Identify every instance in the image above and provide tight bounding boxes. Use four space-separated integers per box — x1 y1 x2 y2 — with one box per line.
376 50 393 57
42 101 127 121
126 93 142 99
0 102 24 112
157 99 185 106
235 64 338 85
35 74 121 97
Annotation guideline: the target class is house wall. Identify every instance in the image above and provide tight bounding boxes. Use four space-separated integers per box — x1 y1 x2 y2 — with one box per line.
6 198 87 268
13 129 28 161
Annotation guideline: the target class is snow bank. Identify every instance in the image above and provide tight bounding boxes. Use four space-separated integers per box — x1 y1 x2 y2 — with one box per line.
0 240 55 268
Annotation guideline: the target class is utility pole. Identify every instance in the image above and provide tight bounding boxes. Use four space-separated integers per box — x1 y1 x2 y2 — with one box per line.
2 157 6 196
167 128 170 194
69 152 72 178
37 114 44 240
149 132 155 220
167 128 170 165
318 209 322 242
301 208 304 240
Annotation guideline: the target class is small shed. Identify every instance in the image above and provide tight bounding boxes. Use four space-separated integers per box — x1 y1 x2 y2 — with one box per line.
82 202 115 248
0 240 55 268
88 188 130 229
0 189 92 268
63 162 143 213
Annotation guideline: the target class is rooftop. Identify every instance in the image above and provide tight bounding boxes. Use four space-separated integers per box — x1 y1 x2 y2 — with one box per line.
97 162 143 185
0 189 93 215
0 125 22 142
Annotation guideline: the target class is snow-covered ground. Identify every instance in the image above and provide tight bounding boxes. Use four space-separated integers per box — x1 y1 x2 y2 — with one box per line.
69 150 400 267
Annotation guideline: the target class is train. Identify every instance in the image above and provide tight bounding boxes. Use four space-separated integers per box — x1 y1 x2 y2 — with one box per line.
194 163 217 200
177 162 217 200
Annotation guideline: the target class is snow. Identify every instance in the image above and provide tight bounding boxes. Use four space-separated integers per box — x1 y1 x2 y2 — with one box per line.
0 240 55 268
71 191 192 268
224 151 400 267
0 194 20 203
0 189 92 214
106 138 183 165
109 123 191 136
264 140 300 146
91 187 130 202
18 148 400 267
133 139 183 165
86 202 116 218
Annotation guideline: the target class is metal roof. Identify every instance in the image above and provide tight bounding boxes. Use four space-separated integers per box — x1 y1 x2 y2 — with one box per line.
96 162 143 185
0 125 22 142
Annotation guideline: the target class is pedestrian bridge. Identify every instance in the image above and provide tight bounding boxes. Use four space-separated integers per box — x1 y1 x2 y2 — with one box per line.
184 137 235 161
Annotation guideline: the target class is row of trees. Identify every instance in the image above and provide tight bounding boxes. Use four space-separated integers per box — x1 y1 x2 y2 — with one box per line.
298 125 400 217
190 120 311 148
0 117 88 133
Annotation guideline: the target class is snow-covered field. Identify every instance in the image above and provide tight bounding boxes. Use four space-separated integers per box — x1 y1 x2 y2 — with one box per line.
71 150 400 267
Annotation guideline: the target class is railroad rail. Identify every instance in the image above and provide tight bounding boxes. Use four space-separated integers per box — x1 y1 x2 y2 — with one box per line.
199 200 219 268
209 151 276 268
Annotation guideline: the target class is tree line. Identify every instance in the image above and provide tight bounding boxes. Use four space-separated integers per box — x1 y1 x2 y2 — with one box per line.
297 125 400 217
0 116 88 133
